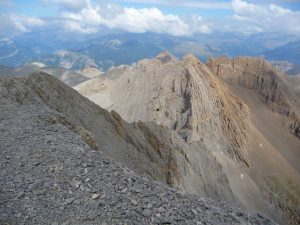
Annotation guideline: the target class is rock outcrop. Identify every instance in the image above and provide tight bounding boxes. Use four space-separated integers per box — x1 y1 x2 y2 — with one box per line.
207 56 300 225
207 56 300 139
76 52 250 167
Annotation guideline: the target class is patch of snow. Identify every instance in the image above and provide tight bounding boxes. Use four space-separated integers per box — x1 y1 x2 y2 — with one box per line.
29 62 46 68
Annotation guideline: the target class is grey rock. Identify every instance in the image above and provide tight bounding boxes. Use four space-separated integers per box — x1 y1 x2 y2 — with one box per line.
157 207 165 213
28 180 43 191
142 209 152 218
17 192 25 199
65 198 76 204
131 199 138 206
92 193 99 200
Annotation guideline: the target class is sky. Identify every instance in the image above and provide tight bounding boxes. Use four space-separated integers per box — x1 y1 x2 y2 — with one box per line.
0 0 300 37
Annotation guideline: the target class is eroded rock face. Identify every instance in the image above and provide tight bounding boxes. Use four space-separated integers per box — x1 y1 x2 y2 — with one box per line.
207 56 300 139
75 53 250 167
207 56 300 225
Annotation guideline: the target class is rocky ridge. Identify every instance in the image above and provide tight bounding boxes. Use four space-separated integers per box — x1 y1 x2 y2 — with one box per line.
207 56 300 139
75 53 300 225
0 72 277 225
76 52 250 167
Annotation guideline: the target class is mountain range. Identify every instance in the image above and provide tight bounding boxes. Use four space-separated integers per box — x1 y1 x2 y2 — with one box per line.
1 32 299 74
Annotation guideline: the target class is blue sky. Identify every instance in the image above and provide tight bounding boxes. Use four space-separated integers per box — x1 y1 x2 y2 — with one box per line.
0 0 300 36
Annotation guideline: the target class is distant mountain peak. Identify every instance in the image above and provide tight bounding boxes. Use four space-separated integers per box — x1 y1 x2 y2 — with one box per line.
155 50 176 64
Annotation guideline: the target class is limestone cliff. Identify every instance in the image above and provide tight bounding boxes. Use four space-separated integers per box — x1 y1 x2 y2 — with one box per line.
76 53 250 167
207 56 300 139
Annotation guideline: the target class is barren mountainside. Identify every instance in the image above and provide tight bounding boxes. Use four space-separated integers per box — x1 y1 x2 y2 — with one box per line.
76 52 300 225
76 52 250 166
0 72 279 225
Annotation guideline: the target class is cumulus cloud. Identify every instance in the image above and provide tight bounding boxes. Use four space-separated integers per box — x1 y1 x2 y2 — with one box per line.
1 0 298 37
188 15 212 34
59 3 194 36
0 0 213 36
103 7 190 36
232 0 300 34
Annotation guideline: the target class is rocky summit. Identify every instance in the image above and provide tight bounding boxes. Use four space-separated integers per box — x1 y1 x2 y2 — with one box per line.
0 72 277 225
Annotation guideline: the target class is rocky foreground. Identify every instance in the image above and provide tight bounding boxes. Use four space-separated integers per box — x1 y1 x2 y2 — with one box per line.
0 73 277 225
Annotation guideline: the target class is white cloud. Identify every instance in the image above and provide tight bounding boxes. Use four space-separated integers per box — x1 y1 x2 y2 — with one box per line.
104 7 190 36
61 5 102 25
3 0 298 37
269 4 291 16
0 14 45 35
60 4 194 36
189 15 212 34
231 0 300 34
2 1 209 36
